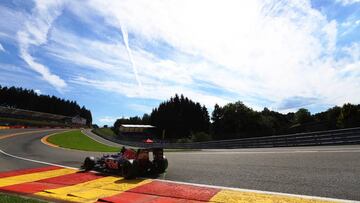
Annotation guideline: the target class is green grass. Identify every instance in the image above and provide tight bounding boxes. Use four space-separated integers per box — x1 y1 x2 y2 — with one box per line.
47 130 120 152
92 127 116 137
0 193 46 203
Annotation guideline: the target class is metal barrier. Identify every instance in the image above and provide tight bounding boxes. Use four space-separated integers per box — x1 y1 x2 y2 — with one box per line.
94 127 360 149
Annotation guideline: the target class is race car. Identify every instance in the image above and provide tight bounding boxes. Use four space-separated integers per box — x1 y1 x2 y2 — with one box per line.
81 147 168 179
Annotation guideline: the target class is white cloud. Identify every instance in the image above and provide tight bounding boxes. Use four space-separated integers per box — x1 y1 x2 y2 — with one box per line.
17 0 359 112
98 116 118 125
17 0 67 91
64 0 357 110
129 104 153 113
0 5 28 41
34 89 41 95
340 14 360 37
337 0 360 5
71 76 230 108
45 27 231 107
0 43 4 52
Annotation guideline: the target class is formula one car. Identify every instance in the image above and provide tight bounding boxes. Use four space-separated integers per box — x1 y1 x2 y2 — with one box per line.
81 147 168 179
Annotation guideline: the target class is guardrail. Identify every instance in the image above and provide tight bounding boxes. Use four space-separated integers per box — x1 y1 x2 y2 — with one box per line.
96 127 360 149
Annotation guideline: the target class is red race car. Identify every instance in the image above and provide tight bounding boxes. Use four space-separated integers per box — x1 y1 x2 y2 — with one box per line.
81 147 168 179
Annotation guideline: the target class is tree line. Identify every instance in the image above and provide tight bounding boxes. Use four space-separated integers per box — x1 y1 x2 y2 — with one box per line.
212 102 360 140
113 94 360 141
113 94 209 140
0 85 92 126
151 94 210 139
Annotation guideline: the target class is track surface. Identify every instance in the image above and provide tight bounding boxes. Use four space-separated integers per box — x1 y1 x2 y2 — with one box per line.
0 129 359 201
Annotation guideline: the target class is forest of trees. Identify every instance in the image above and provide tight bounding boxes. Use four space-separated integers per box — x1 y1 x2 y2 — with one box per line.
212 102 360 140
0 85 92 126
113 94 360 141
211 102 355 140
113 94 209 140
150 94 210 139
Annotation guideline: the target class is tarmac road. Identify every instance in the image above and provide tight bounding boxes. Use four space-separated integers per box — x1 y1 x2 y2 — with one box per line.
0 128 48 137
0 129 359 201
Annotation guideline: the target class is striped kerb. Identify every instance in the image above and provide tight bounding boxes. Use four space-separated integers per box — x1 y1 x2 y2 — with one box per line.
0 166 342 203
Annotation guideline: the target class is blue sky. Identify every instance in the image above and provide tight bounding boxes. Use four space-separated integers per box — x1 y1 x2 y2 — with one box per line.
0 0 359 126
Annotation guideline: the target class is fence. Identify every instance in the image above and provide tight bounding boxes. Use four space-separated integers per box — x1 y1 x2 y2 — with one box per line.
96 127 360 149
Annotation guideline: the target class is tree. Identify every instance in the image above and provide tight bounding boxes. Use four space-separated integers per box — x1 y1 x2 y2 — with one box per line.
0 85 92 126
211 101 267 139
337 103 360 128
150 94 210 139
295 108 312 124
326 106 341 128
314 106 341 130
260 107 291 135
142 113 151 124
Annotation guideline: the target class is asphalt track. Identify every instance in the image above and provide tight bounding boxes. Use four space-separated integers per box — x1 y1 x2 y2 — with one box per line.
0 129 359 201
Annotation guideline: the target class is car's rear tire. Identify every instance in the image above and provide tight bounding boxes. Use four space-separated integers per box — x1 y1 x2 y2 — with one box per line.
83 157 95 171
152 158 168 174
121 160 138 179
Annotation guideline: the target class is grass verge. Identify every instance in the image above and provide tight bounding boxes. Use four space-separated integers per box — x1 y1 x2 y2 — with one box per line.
92 127 116 137
0 193 46 203
47 130 120 152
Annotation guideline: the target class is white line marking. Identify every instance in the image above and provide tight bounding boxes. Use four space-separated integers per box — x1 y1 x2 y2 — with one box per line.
306 147 360 151
0 149 78 170
323 150 360 153
0 149 357 203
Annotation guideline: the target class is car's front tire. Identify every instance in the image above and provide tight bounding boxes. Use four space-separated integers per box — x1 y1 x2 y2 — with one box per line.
83 157 95 171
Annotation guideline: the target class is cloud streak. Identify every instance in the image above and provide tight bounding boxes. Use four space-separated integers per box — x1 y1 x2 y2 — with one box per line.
337 0 360 5
0 43 4 52
71 76 230 108
17 0 67 90
120 25 142 89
